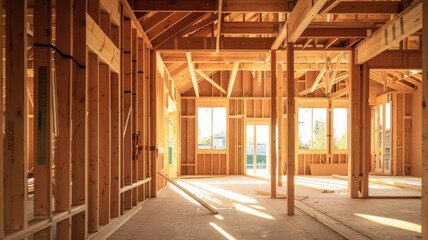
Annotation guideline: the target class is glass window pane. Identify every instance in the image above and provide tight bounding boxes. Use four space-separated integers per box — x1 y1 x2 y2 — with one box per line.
298 108 312 149
256 125 269 171
169 118 173 164
212 107 227 149
198 107 212 149
385 103 391 172
313 108 327 150
246 125 254 172
333 108 348 150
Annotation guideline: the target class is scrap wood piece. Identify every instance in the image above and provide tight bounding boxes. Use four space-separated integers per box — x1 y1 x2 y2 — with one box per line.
254 190 287 199
157 172 218 214
254 190 309 200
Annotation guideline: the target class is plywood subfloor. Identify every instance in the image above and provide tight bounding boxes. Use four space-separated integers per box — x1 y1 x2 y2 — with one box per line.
248 174 422 239
109 176 344 240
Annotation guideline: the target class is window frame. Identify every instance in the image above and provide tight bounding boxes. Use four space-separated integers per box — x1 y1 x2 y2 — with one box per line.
196 99 228 153
298 107 328 151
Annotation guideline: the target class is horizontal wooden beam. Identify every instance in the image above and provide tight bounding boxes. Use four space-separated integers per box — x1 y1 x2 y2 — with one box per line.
222 22 281 35
3 205 85 240
366 50 422 69
86 13 120 72
158 37 278 51
355 0 422 64
133 0 405 14
133 0 291 12
323 1 404 14
195 62 349 71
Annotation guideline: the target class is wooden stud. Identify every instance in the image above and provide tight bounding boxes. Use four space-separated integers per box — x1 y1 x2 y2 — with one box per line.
216 0 223 52
421 0 428 237
55 0 73 238
123 18 133 210
348 50 370 198
33 0 54 238
72 0 88 238
277 64 284 186
287 43 295 215
0 0 4 237
110 71 121 218
270 50 277 198
150 50 157 197
88 53 99 233
99 63 111 225
131 29 138 207
4 0 28 231
137 38 146 202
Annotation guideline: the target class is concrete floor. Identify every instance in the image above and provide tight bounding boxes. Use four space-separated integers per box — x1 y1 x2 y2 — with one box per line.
109 176 344 240
109 175 422 240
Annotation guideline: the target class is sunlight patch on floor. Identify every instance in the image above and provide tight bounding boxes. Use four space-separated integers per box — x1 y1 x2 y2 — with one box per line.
354 213 421 233
233 203 275 220
209 222 237 240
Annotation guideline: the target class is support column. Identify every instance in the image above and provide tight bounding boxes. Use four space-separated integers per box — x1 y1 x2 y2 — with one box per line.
88 53 99 233
0 0 4 237
421 0 428 237
55 0 73 238
110 72 121 218
99 63 111 225
71 0 88 238
286 43 295 215
33 1 54 236
277 64 284 187
270 50 277 198
4 0 28 232
150 50 157 197
348 50 370 198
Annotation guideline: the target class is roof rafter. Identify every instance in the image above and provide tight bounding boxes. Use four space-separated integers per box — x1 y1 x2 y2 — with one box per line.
195 70 227 94
186 52 200 97
227 62 239 98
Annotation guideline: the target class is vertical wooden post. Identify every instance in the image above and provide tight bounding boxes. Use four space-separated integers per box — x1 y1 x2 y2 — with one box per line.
71 0 88 238
131 29 138 207
0 0 4 237
286 43 295 215
4 0 27 232
361 63 370 197
349 51 360 198
88 53 99 232
33 1 54 238
150 50 157 197
270 50 277 198
277 64 284 187
122 18 133 209
55 0 72 238
110 71 121 218
137 38 145 202
421 0 428 237
327 100 332 164
99 63 111 225
348 50 370 198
